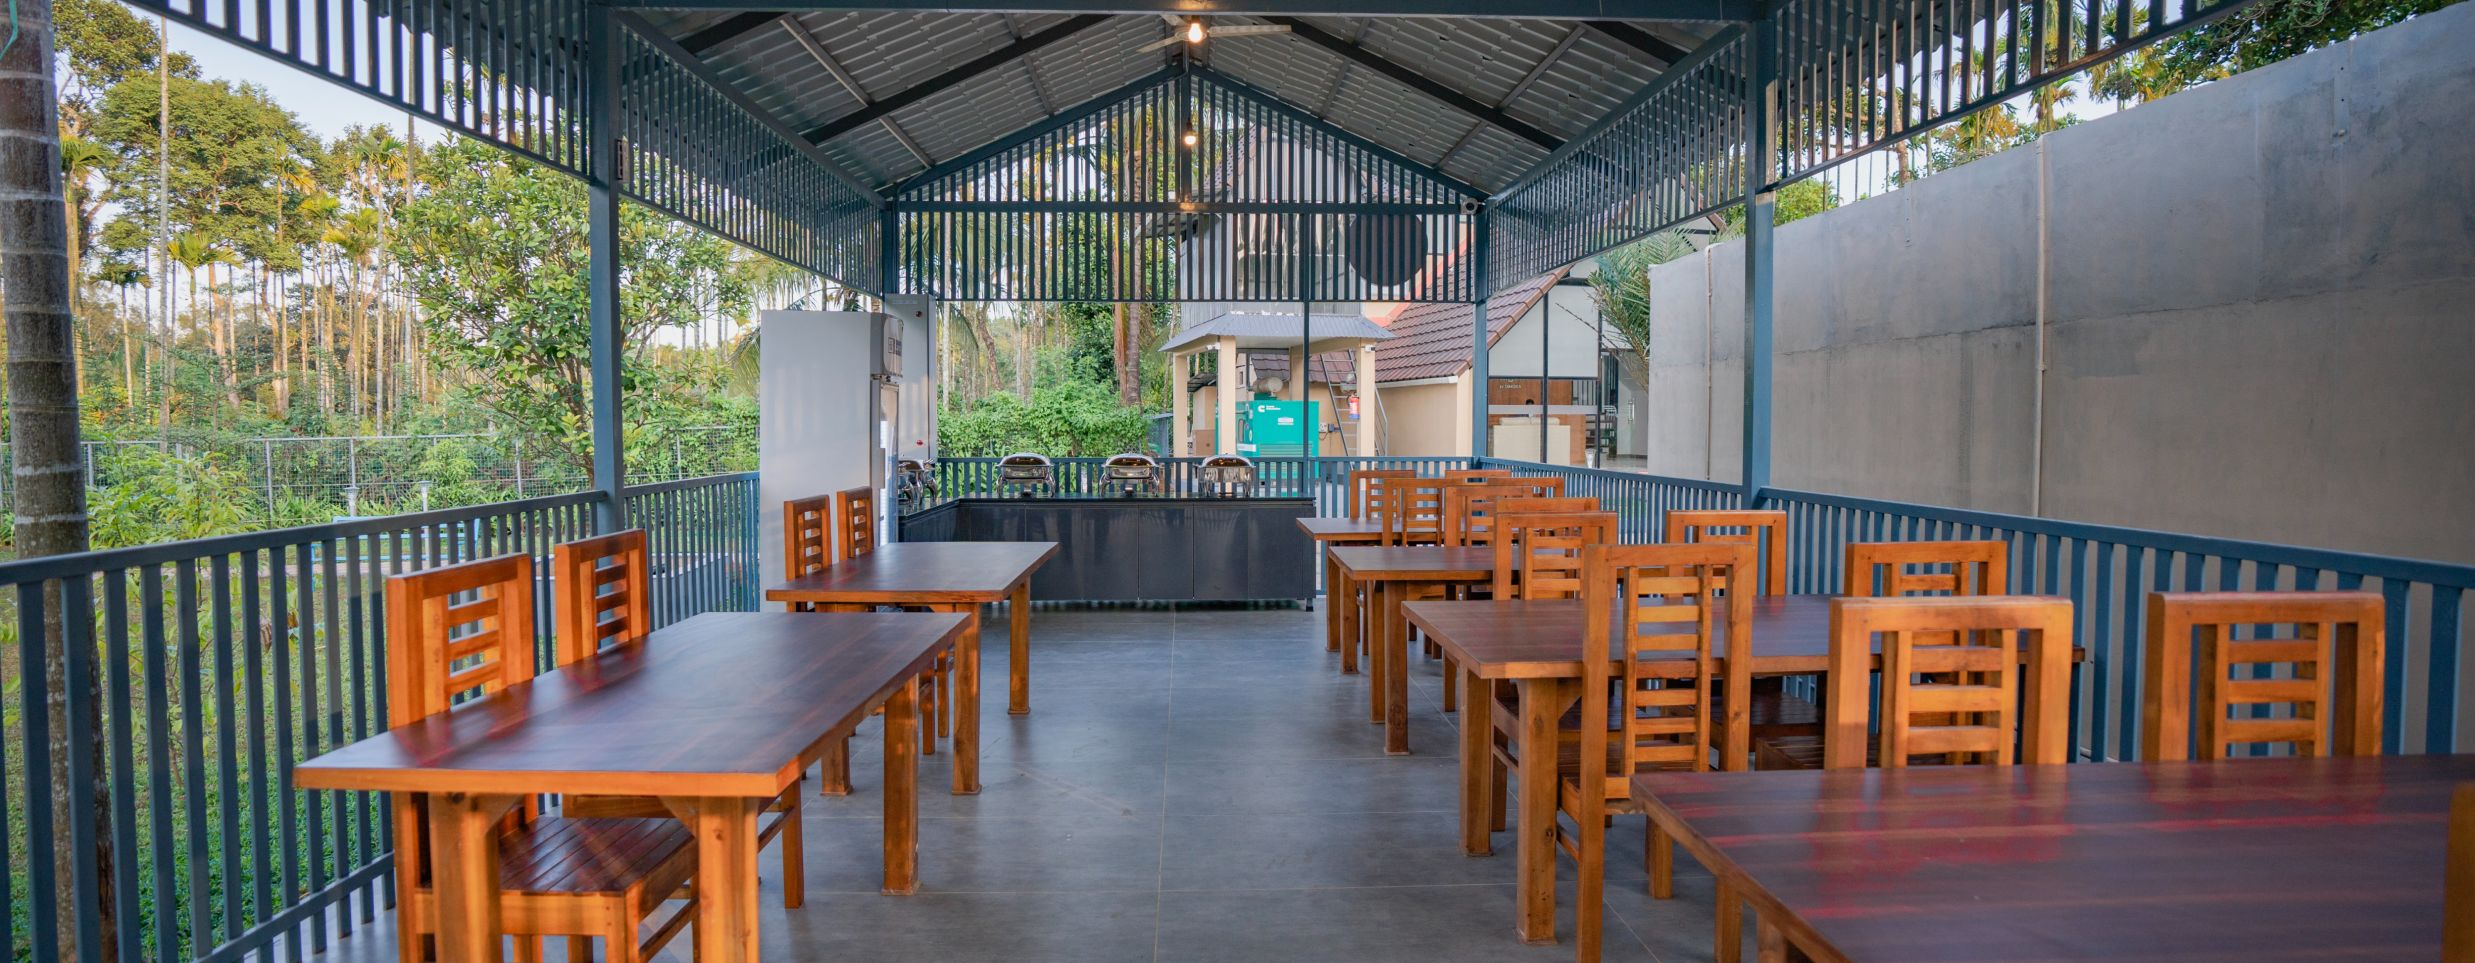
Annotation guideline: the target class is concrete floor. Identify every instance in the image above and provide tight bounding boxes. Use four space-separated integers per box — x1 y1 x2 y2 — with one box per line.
293 604 1726 962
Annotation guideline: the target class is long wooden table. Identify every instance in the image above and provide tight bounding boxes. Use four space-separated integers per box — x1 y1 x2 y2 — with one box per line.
294 611 968 963
1327 544 1495 755
765 540 1058 795
1635 754 2473 962
1297 517 1384 673
1404 594 2084 945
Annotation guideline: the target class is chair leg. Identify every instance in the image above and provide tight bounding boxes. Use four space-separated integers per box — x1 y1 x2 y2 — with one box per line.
1441 656 1458 712
936 658 953 741
513 937 543 963
1487 751 1509 833
1576 817 1606 963
781 781 807 909
1716 881 1743 963
919 672 938 756
1649 823 1674 899
818 736 852 796
566 934 593 963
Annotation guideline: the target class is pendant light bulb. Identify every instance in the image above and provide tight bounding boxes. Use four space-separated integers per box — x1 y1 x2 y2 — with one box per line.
1182 129 1199 148
1186 19 1205 43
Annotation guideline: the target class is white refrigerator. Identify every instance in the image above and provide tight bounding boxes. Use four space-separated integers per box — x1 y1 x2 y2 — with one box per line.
757 302 934 582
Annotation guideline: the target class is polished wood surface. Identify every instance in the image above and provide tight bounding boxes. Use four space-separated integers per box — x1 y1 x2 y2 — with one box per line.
300 611 964 798
1491 510 1617 600
1443 478 1565 547
1298 516 1386 541
1330 545 1497 755
1636 755 2474 962
1824 595 2075 769
782 494 834 585
1327 545 1496 581
764 541 1057 604
551 528 652 664
834 486 878 562
1301 517 1386 670
2141 590 2385 762
1843 539 2009 597
1376 476 1451 545
1347 468 1416 520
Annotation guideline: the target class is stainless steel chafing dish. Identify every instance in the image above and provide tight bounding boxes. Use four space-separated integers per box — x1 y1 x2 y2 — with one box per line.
997 452 1053 497
1198 454 1256 498
1100 452 1161 497
895 458 936 507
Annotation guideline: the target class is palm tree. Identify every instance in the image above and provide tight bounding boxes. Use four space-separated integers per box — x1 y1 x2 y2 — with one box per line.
0 0 109 954
166 233 237 411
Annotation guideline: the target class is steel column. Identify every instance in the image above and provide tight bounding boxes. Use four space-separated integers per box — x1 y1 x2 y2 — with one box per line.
586 5 627 530
1739 16 1777 499
1470 208 1492 458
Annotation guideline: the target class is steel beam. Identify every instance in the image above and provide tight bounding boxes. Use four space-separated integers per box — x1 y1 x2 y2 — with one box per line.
1583 20 1693 67
1191 66 1485 199
615 11 887 206
1470 208 1493 459
598 0 1762 21
892 200 1462 214
587 6 629 529
1739 16 1776 498
1488 23 1744 204
1262 16 1562 151
891 68 1178 194
799 14 1110 145
681 12 786 55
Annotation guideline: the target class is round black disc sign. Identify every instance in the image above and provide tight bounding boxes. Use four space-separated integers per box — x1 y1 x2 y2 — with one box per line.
1342 213 1428 288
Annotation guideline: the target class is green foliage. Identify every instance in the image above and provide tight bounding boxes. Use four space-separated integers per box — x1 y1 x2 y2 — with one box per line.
939 379 1151 457
85 446 254 548
2158 0 2459 83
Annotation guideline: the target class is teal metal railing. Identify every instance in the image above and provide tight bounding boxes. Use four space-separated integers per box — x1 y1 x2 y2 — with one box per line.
1478 458 2475 761
0 472 759 963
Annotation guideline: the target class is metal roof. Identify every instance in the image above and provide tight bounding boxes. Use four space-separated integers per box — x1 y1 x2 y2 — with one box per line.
1158 310 1397 353
636 11 1710 195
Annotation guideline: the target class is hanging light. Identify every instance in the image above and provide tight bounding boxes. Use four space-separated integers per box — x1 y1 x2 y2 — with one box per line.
1185 19 1205 43
1182 129 1199 148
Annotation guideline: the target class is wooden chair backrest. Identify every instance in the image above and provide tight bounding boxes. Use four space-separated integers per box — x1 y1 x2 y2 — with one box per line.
835 486 878 562
1663 509 1788 596
783 494 834 581
1577 542 1757 802
1823 595 2074 769
1347 469 1416 520
1844 540 2009 597
1484 497 1602 596
385 553 539 727
1376 477 1450 546
551 529 651 665
1442 477 1566 547
1490 510 1618 600
2139 591 2384 762
1443 468 1513 484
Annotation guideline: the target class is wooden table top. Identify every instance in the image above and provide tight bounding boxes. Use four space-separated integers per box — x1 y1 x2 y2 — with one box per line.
1634 754 2473 961
1406 594 2084 678
764 541 1058 604
1327 545 1495 581
294 611 967 798
1297 517 1385 540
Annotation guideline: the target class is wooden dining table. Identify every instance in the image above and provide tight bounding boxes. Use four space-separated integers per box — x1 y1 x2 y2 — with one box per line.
1298 517 1386 672
1635 753 2474 962
293 610 968 963
1403 593 2084 945
765 540 1058 795
1326 544 1495 755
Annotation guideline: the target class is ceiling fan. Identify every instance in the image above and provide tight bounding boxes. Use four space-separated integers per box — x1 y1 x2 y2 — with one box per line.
1136 15 1291 53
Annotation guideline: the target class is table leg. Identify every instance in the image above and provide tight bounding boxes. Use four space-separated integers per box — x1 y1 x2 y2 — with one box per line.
1384 581 1411 755
1008 582 1031 716
1514 678 1573 944
1339 568 1360 675
1755 915 1788 963
428 792 521 963
661 795 765 963
1459 663 1493 856
952 605 983 795
882 674 920 895
1367 579 1388 723
1324 550 1343 653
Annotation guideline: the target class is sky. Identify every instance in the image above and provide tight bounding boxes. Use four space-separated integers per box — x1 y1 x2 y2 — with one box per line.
161 18 445 141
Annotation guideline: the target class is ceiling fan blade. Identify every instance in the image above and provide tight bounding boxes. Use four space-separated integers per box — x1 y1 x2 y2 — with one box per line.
1136 34 1183 52
1159 12 1184 23
1212 25 1293 36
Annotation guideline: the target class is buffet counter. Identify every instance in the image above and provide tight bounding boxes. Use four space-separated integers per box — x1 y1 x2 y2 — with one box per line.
899 495 1313 603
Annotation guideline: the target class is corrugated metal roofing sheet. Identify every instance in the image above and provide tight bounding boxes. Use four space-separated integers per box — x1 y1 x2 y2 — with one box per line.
668 12 1678 194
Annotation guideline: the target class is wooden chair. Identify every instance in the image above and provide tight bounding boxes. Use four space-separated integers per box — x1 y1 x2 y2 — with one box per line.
2139 591 2384 762
1559 542 1756 963
1843 539 2009 598
552 530 806 911
1347 468 1416 520
1442 478 1566 548
1443 468 1513 483
1478 507 1618 839
834 485 878 561
1375 476 1450 546
781 493 834 605
1663 509 1787 597
385 553 695 963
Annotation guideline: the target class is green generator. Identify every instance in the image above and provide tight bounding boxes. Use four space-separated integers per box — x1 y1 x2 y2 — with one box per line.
1241 399 1318 458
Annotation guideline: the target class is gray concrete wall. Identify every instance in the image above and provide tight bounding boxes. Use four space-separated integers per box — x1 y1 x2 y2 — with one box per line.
1637 4 2475 563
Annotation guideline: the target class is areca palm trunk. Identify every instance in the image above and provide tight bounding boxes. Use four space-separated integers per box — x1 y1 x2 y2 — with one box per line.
0 0 110 953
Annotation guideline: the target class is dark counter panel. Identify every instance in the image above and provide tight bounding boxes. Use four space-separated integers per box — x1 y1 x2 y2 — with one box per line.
899 497 1314 603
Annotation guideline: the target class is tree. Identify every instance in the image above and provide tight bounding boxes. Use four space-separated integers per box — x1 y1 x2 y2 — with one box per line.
395 136 754 472
1 0 110 954
2157 0 2459 82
